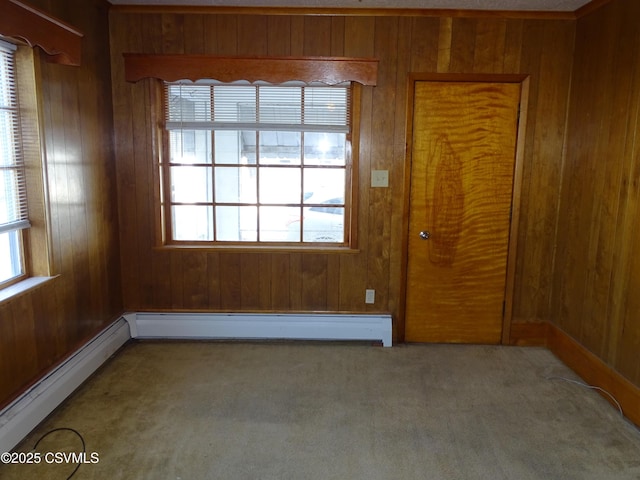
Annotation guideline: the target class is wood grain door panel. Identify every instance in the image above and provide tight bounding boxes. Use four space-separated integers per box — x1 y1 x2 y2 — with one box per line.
405 81 520 344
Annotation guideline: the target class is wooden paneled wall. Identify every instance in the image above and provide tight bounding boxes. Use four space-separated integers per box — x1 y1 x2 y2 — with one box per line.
553 0 640 385
0 0 122 409
109 10 575 341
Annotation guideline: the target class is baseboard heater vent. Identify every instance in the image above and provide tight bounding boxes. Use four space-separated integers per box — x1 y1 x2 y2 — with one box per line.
125 312 393 347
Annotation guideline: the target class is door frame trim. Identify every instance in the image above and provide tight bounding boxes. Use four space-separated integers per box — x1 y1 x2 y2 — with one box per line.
399 73 530 344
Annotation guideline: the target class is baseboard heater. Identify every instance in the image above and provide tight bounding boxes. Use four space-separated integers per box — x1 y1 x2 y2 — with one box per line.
125 312 393 347
0 318 131 454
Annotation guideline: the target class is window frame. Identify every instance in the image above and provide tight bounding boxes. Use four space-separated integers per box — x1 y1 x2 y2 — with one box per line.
0 39 29 288
155 80 362 251
0 43 53 294
0 0 82 298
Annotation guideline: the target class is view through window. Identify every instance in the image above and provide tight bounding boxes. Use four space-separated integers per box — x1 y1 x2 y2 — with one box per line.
0 40 28 286
163 81 352 245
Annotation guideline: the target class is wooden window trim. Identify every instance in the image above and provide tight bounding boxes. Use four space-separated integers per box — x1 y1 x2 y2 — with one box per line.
0 45 52 292
123 54 378 86
0 0 83 66
154 81 361 250
134 55 376 251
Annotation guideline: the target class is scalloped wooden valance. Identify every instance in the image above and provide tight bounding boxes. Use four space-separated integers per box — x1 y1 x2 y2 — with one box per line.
123 54 379 86
0 0 83 66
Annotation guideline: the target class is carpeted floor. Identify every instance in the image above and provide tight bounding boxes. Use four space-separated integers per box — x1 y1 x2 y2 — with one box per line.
2 341 640 479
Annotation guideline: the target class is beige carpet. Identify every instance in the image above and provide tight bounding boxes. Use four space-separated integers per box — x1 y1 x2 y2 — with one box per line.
2 341 640 479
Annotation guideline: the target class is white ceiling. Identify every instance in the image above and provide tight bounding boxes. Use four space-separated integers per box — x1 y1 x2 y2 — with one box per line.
108 0 593 12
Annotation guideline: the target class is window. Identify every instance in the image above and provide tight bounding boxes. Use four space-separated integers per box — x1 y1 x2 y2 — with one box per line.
0 40 28 287
162 81 355 247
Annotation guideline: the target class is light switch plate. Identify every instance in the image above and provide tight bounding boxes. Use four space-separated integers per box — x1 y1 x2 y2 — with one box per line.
371 170 389 188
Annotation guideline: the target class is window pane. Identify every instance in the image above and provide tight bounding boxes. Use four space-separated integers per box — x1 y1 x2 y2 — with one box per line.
304 132 346 166
302 206 344 243
259 131 301 165
259 206 299 242
169 130 211 164
259 87 301 124
0 109 18 167
215 130 244 165
172 205 213 241
167 84 211 122
0 168 19 223
0 229 23 282
259 167 300 204
164 81 352 246
303 169 345 204
213 85 256 123
304 86 348 126
215 166 256 203
216 205 257 241
170 166 212 203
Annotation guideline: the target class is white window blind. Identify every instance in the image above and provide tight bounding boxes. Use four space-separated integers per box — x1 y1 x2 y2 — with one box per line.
0 40 29 235
165 82 350 133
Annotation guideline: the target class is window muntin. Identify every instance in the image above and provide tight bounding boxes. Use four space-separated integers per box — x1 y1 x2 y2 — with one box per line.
0 40 28 287
163 81 352 246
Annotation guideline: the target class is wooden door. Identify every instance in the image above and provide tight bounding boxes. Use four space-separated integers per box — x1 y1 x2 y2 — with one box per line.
405 81 521 344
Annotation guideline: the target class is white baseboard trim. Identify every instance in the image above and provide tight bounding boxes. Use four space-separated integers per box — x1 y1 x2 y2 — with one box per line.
127 312 393 347
0 317 131 453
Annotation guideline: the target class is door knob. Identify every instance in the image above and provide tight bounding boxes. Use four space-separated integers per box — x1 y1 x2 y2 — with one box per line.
419 231 431 240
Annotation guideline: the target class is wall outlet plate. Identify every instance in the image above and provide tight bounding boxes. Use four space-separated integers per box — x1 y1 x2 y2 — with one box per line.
365 289 375 304
371 170 389 188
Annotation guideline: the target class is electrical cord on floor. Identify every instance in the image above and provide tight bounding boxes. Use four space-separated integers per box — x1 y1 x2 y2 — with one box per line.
32 427 86 480
546 376 640 435
545 375 624 416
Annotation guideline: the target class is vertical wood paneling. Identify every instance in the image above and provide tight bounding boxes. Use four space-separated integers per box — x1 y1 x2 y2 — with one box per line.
555 0 640 385
207 252 222 308
258 254 272 309
183 15 205 53
473 19 507 73
289 253 303 310
330 17 345 56
270 254 290 309
110 11 580 347
449 18 477 72
0 0 122 408
219 253 242 309
151 252 173 309
503 20 524 72
410 17 440 72
436 17 453 72
366 16 398 313
238 16 268 55
170 250 185 308
240 253 262 309
216 15 238 55
516 20 574 325
290 17 305 56
182 252 209 310
301 254 328 310
203 15 219 53
267 16 291 55
303 16 332 56
162 14 185 54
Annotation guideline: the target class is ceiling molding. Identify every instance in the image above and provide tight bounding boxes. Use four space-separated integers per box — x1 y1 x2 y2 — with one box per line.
109 4 580 19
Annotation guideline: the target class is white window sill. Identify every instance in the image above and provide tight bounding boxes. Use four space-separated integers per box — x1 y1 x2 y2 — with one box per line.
0 276 57 305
